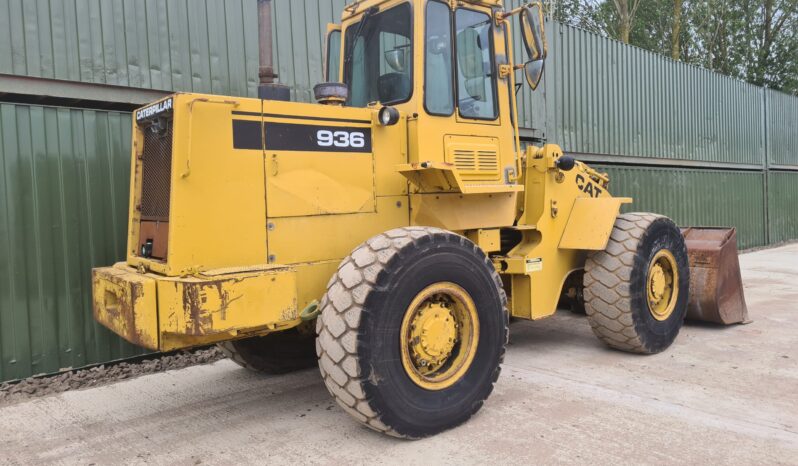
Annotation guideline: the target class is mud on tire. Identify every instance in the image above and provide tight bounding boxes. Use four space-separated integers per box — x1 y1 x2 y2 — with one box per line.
584 213 690 354
315 227 509 438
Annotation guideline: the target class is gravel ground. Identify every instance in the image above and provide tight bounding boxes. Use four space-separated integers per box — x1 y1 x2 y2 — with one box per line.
0 347 224 407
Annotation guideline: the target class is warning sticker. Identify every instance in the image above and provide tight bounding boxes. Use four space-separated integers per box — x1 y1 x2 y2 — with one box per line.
525 258 543 273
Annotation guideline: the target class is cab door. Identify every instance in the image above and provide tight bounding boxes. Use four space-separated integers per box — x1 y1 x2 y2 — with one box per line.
416 2 517 188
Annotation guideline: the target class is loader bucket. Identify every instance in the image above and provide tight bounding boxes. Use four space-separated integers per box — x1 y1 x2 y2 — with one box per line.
680 227 749 325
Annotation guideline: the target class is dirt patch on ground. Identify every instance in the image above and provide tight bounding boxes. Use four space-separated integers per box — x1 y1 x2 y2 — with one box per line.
0 347 224 407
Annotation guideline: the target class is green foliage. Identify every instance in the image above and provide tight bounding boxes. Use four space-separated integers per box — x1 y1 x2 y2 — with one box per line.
547 0 798 94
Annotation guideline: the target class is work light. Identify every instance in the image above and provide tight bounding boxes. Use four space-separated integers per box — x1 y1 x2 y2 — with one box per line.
378 106 400 126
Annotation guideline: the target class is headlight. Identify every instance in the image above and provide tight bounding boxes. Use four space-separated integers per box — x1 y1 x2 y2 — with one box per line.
378 106 400 126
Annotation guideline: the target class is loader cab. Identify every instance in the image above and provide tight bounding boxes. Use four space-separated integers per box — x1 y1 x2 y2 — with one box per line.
327 0 524 191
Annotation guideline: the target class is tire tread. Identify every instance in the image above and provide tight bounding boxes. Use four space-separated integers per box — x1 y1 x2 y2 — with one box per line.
585 212 663 353
316 227 508 438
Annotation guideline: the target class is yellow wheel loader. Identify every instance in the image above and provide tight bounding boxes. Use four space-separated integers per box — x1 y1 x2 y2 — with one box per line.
92 0 748 438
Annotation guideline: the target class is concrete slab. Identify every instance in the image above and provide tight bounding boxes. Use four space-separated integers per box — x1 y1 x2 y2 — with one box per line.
1 245 796 465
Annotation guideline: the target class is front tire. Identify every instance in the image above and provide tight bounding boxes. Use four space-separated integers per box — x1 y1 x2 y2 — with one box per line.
584 213 689 354
316 227 508 438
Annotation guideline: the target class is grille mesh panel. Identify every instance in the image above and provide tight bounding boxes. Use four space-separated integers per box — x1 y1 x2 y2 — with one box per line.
140 121 173 221
452 148 500 180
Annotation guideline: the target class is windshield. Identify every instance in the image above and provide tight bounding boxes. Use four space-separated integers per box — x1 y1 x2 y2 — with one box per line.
344 3 413 107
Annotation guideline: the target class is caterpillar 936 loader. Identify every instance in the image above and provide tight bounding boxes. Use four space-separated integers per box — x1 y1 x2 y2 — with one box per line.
92 0 748 438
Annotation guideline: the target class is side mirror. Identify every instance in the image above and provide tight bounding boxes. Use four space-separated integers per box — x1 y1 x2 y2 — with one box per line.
524 60 544 90
519 2 547 90
520 2 547 62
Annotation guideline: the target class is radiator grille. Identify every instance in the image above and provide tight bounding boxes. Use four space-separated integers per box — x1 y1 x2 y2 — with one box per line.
140 120 173 221
452 149 500 180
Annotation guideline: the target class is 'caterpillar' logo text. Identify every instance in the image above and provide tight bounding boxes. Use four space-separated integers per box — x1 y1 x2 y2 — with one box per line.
575 174 603 198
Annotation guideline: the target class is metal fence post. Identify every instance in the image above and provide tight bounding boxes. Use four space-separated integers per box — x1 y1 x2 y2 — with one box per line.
762 87 771 245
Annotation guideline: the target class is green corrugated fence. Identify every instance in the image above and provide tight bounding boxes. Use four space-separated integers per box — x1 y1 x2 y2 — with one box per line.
271 0 349 102
595 165 767 249
546 22 764 167
767 89 798 168
768 171 798 243
0 0 260 97
0 103 147 382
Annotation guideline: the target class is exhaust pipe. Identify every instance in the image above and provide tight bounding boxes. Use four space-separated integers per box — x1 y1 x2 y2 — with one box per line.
258 0 290 101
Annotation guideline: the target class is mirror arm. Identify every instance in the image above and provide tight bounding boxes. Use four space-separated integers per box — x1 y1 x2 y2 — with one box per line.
496 5 528 22
500 63 529 79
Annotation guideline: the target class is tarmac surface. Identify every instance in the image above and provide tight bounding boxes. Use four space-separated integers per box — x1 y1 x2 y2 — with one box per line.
1 244 796 465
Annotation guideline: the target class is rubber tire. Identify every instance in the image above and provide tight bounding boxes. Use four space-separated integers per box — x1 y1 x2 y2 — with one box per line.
584 213 690 354
218 329 317 374
315 227 508 438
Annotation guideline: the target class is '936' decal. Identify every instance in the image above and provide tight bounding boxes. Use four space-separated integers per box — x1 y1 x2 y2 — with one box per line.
258 122 372 152
316 130 366 148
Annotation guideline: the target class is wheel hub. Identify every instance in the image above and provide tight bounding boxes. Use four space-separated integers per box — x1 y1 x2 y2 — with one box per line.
400 282 479 391
408 302 458 371
647 250 679 321
649 265 666 301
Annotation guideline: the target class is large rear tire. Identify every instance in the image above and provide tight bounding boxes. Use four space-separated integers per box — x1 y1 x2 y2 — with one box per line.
218 328 317 374
316 227 508 438
584 213 689 354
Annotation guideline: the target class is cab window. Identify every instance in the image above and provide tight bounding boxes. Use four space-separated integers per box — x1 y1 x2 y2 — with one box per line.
344 4 413 107
425 1 454 115
455 8 498 120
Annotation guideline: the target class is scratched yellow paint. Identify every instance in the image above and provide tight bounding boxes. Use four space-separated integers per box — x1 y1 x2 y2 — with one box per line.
156 266 298 351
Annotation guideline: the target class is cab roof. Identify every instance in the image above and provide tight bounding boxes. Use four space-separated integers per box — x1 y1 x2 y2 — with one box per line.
343 0 504 19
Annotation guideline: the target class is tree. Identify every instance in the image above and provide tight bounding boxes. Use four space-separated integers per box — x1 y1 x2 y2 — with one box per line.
548 0 604 34
686 0 798 92
672 0 683 59
748 0 798 89
550 0 798 94
613 0 644 42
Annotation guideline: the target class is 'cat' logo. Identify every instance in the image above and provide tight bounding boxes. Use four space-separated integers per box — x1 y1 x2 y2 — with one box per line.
575 174 603 198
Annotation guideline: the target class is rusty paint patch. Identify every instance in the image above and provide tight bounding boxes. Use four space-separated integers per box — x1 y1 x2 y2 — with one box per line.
92 268 156 349
182 282 213 336
181 280 246 336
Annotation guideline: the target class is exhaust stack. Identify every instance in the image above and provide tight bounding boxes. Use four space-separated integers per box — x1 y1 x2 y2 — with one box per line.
258 0 290 101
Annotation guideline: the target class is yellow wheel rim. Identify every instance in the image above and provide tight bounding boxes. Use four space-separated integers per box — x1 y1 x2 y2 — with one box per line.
647 249 679 321
400 282 479 391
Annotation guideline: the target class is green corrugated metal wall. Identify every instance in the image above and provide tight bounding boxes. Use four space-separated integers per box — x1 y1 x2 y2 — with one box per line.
768 171 798 243
767 89 798 168
0 2 796 383
546 22 764 167
0 0 260 97
595 165 767 249
0 103 147 382
271 0 348 102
